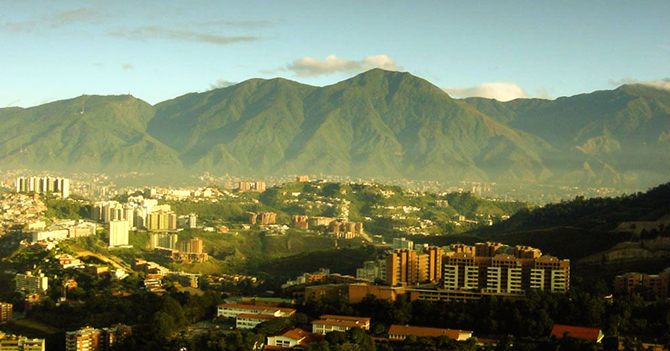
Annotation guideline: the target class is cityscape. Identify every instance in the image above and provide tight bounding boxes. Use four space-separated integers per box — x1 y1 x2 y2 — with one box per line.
1 1 670 351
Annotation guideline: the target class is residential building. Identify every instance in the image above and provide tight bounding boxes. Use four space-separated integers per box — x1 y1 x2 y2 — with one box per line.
166 272 199 288
311 315 371 335
442 242 570 295
385 246 444 286
149 233 179 250
216 304 296 319
614 269 670 299
65 324 132 351
16 176 69 198
146 211 177 231
15 272 48 294
392 238 414 250
188 213 197 228
237 181 266 192
388 325 472 341
296 175 309 182
0 303 12 323
0 335 45 351
356 260 385 282
108 220 129 247
248 212 276 225
180 237 204 254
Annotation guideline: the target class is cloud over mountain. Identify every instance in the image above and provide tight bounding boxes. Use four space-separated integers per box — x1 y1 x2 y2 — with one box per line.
610 77 670 91
442 82 529 101
285 54 402 77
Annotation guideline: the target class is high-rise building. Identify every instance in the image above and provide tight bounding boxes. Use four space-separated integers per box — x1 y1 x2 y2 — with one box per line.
385 247 444 286
238 181 266 192
149 233 179 250
65 325 131 351
180 237 204 254
146 211 177 231
442 242 570 295
15 176 70 198
15 272 48 294
392 238 414 250
188 213 197 229
108 220 129 247
0 302 13 323
248 212 277 225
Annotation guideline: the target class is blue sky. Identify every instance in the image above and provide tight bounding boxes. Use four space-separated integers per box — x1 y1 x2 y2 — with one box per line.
1 0 669 107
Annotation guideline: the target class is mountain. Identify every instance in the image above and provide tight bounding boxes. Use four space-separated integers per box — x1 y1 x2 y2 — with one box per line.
149 69 551 182
463 84 670 187
0 95 181 172
1 69 669 189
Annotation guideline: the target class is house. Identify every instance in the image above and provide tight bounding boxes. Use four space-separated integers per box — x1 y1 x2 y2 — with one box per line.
550 324 604 343
388 325 472 341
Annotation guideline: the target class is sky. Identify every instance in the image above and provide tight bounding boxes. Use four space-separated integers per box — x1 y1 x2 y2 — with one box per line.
1 0 669 107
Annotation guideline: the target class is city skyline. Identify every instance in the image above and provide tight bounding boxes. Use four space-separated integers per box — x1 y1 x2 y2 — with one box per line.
1 0 669 107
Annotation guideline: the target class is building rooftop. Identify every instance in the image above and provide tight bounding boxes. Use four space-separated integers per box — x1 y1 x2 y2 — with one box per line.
388 325 472 340
550 324 604 343
318 315 371 323
218 303 296 314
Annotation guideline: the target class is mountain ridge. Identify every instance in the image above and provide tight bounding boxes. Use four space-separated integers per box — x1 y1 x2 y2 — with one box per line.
2 70 669 189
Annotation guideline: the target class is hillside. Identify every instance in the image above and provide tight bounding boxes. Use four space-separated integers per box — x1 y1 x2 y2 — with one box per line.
148 69 551 182
1 70 669 190
464 84 670 187
468 182 670 263
0 95 182 172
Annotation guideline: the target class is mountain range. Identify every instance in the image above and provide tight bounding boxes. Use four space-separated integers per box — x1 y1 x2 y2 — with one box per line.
1 69 668 189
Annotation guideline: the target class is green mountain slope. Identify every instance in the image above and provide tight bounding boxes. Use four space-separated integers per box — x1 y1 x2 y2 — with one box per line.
149 69 552 182
0 95 181 172
464 85 670 187
1 70 668 190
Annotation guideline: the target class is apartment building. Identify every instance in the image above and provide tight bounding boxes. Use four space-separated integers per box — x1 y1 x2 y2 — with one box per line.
65 325 131 351
15 272 48 294
0 303 12 323
385 246 444 286
614 268 670 299
442 242 570 295
0 335 45 351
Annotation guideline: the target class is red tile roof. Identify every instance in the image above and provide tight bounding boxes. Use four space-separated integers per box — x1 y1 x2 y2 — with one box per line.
550 324 603 342
388 325 472 340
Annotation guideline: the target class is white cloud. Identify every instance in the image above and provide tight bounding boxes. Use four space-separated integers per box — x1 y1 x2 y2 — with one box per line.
442 82 529 102
109 26 259 45
285 54 402 77
609 77 670 91
209 78 237 90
